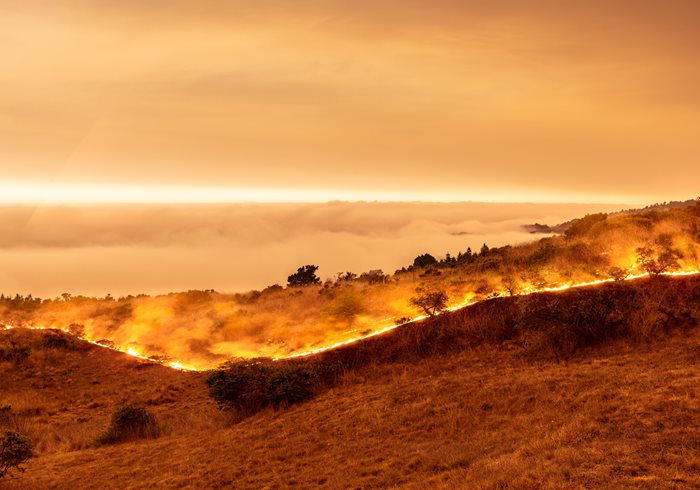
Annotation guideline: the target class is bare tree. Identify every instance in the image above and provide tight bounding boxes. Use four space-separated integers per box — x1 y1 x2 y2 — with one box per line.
410 290 448 317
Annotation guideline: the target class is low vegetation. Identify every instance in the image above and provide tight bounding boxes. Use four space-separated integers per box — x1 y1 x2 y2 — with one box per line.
208 273 700 417
0 343 30 364
0 431 33 479
1 200 698 369
95 405 160 446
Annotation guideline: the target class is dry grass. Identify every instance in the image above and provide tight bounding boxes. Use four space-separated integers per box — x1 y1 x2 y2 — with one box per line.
3 282 700 488
2 202 699 370
4 337 700 489
0 329 219 456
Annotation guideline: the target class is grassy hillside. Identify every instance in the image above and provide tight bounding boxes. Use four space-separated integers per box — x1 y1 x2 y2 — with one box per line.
1 200 699 369
0 329 216 456
2 273 700 488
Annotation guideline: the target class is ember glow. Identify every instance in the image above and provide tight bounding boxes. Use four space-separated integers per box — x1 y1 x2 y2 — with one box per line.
4 266 699 370
0 322 197 371
280 268 700 360
2 0 700 373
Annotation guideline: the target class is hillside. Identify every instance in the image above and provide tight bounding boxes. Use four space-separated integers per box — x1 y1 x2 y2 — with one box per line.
2 200 699 370
3 274 700 488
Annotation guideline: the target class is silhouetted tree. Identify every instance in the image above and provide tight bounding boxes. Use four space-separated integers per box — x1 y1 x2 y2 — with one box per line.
608 267 630 282
502 274 520 296
636 247 679 276
413 253 438 268
359 270 387 285
337 272 357 282
287 265 321 287
410 289 448 317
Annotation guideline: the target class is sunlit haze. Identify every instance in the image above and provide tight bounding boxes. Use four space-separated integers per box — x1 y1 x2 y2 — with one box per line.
1 1 699 202
0 182 643 205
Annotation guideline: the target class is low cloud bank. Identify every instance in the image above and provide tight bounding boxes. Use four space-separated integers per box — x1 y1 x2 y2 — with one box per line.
0 202 621 297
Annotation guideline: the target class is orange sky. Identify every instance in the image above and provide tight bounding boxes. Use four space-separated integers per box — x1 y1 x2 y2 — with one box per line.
1 1 699 203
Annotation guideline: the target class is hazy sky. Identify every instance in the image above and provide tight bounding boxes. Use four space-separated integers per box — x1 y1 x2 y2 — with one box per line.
1 1 699 203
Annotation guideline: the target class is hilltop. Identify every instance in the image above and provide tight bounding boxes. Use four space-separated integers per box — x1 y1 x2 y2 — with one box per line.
2 272 700 488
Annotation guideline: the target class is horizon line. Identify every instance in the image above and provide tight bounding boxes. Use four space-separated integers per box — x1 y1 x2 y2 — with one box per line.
0 182 655 206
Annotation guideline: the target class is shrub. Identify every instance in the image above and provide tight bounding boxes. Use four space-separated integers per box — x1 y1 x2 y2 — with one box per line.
207 360 321 414
0 431 33 479
66 323 86 338
95 405 159 446
42 331 79 350
608 266 630 281
327 290 365 321
518 286 640 359
0 406 12 429
266 365 316 408
206 360 274 414
0 343 30 364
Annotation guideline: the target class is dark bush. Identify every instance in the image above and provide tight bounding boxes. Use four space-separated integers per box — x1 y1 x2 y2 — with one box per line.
0 431 33 479
0 343 30 364
206 360 274 414
207 359 322 414
287 265 321 287
42 331 80 350
518 287 639 359
266 365 316 408
608 266 630 281
0 406 12 429
95 405 159 446
413 253 438 268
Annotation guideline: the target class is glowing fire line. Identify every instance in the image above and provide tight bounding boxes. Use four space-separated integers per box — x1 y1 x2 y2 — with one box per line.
2 269 699 369
0 323 197 371
277 269 700 360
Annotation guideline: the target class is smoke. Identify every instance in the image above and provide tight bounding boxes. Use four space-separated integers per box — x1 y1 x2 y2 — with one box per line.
2 202 698 369
0 202 620 297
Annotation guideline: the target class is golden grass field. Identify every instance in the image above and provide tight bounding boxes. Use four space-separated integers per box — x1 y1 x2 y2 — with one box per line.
3 285 700 489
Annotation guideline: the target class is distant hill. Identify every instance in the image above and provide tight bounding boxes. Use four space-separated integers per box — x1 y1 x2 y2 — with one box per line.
525 197 699 233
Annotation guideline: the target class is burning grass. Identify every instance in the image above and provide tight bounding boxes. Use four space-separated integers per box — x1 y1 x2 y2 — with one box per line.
2 273 700 487
0 328 217 456
6 318 700 489
1 201 699 369
207 274 700 418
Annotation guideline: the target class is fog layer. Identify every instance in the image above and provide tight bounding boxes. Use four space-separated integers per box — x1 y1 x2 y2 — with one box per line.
0 202 623 297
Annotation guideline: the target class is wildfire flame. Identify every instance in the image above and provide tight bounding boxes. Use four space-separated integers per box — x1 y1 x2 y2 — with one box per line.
278 268 700 360
2 268 699 370
0 322 197 371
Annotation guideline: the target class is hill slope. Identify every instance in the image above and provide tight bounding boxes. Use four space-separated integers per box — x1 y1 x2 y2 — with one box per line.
3 276 700 489
4 333 700 489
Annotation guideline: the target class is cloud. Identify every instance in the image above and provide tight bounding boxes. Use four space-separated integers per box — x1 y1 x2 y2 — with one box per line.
0 202 621 297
